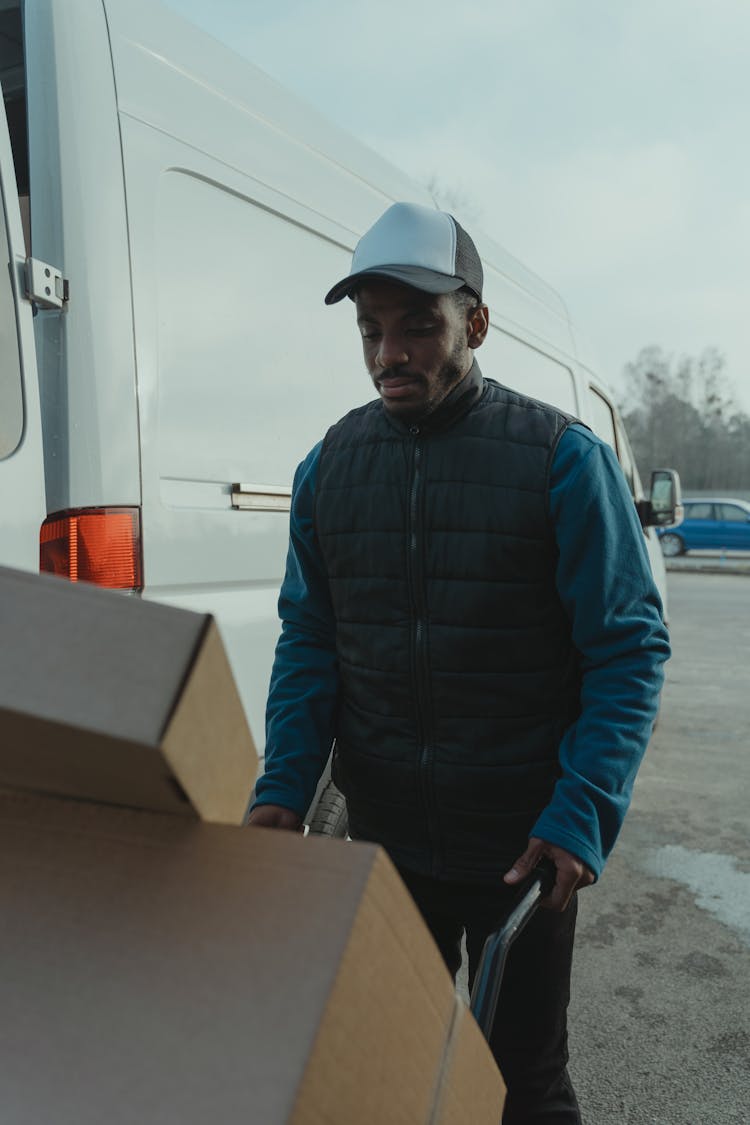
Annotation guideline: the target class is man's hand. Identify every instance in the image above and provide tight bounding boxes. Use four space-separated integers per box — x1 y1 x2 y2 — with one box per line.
247 804 303 832
504 836 594 912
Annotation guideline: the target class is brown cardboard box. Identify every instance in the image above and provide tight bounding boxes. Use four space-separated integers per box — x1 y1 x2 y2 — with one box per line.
432 1000 507 1124
0 566 257 823
0 790 505 1124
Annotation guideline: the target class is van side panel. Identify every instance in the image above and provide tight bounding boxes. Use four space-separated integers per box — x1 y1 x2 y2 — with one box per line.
121 117 369 737
25 0 140 514
93 0 670 744
0 81 45 569
101 0 434 744
102 0 432 236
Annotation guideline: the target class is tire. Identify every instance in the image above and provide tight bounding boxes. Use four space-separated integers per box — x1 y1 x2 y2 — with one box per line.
659 532 685 557
307 780 349 838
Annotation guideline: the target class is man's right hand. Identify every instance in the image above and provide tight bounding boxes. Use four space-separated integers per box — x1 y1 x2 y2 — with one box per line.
247 803 304 832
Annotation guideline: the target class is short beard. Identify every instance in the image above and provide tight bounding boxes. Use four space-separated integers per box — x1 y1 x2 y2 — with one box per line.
378 339 469 422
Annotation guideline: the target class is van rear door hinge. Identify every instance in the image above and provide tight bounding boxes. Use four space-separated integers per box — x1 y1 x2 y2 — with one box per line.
25 257 69 309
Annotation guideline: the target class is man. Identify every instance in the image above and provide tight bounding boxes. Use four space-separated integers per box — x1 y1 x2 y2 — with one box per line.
249 201 670 1123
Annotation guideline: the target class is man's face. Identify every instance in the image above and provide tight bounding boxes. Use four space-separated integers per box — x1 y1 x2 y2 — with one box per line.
355 281 481 420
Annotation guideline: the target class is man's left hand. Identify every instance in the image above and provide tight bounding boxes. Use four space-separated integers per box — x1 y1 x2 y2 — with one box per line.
504 836 594 912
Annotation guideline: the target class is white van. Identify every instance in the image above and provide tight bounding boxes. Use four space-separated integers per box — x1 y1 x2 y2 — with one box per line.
0 0 677 815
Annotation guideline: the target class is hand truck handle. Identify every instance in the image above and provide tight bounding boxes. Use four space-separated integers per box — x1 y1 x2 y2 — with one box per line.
469 858 557 1039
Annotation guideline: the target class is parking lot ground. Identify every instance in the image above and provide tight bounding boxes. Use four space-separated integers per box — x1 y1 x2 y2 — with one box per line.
569 572 750 1124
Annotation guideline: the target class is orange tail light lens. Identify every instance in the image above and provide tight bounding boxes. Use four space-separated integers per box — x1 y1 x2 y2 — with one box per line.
40 507 143 591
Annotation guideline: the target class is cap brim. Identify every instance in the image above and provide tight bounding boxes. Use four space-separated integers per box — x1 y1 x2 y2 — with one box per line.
324 265 467 305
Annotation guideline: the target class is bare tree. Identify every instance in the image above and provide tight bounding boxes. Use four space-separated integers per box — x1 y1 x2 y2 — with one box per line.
425 176 484 226
620 346 750 490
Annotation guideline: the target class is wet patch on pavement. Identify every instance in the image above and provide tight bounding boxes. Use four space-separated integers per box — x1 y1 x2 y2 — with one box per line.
642 845 750 945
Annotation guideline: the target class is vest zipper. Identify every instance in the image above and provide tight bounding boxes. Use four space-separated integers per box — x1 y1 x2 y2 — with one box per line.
407 425 441 876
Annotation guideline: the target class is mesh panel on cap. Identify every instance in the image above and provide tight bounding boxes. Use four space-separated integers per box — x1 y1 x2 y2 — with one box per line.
453 219 483 299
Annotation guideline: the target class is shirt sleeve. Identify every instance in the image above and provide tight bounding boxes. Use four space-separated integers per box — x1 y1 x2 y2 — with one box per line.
531 423 671 878
252 441 339 816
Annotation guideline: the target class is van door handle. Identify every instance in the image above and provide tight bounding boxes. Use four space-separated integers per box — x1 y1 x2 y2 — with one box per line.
230 484 292 512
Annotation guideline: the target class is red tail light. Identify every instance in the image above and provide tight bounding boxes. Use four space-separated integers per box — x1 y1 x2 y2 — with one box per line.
40 507 143 591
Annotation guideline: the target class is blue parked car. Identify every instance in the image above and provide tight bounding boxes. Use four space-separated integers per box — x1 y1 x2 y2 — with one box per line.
657 497 750 556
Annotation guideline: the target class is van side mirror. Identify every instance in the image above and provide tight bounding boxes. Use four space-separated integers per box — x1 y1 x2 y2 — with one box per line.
636 468 682 529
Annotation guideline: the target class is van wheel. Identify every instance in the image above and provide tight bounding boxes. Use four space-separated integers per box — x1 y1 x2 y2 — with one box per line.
660 533 685 557
307 780 349 837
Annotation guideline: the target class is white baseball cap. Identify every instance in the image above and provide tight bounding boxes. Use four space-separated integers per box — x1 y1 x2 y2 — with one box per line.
325 201 484 305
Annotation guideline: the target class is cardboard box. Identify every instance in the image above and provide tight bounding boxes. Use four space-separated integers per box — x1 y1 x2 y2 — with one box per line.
431 1001 507 1125
0 565 257 823
0 790 505 1124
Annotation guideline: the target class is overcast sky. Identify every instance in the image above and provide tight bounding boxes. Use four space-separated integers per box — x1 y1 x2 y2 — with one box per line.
168 0 750 410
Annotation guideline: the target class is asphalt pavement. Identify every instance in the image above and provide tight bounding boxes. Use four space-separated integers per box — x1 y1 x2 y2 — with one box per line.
568 571 750 1124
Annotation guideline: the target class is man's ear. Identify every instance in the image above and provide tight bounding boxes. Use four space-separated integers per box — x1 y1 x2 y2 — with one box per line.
467 303 489 350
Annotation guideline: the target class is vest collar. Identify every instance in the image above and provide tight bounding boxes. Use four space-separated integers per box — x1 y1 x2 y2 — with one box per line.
383 359 486 436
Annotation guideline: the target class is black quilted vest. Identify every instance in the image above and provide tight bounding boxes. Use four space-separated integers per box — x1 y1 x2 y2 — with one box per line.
314 362 582 881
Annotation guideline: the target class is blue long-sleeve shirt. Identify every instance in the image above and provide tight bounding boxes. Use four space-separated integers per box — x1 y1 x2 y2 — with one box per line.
255 422 670 879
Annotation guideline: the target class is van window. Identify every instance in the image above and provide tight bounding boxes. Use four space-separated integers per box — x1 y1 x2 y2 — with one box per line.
614 415 638 496
0 202 23 458
590 387 640 497
0 0 27 458
481 325 577 413
588 387 618 451
0 1 29 251
156 172 367 486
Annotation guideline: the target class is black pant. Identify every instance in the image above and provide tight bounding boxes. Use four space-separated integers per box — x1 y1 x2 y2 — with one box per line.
398 867 582 1125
